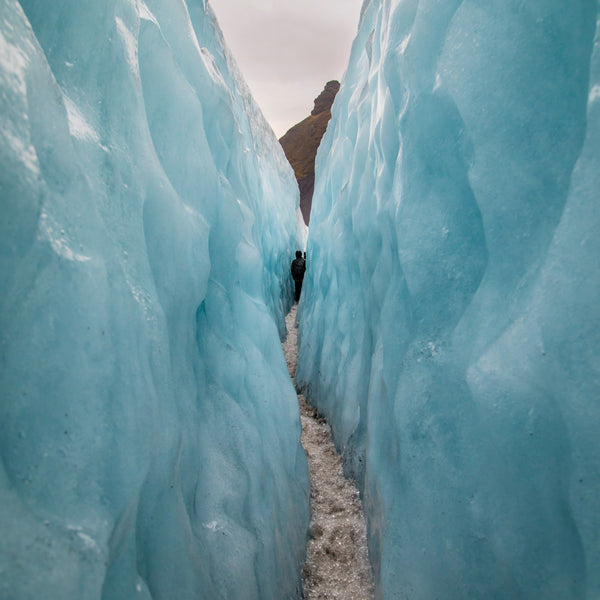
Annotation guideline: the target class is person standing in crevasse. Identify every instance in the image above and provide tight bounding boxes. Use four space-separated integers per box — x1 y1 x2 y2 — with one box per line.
291 250 306 302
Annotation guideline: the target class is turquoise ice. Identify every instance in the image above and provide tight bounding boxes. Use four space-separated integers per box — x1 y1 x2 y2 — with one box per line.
0 1 308 598
297 1 600 598
4 0 600 598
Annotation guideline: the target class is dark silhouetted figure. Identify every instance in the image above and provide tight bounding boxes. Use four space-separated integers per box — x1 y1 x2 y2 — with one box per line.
291 250 306 302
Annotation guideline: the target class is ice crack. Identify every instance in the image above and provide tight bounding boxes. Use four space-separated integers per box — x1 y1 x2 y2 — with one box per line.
283 305 374 600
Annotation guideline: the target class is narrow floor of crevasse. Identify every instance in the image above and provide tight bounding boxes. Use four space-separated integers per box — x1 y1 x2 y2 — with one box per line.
283 305 374 600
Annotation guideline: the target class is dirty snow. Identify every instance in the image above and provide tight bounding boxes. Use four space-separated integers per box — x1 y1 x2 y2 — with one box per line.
283 305 374 600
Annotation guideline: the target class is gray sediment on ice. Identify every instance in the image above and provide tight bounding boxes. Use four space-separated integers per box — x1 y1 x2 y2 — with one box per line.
283 306 374 600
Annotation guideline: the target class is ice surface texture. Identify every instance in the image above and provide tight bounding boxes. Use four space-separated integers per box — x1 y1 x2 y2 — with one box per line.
296 1 600 598
0 1 308 598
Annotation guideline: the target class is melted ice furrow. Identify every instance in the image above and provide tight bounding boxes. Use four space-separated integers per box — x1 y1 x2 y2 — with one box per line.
284 306 374 600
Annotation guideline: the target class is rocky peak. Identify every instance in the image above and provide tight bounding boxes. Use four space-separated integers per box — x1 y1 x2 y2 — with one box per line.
279 81 340 225
311 80 341 116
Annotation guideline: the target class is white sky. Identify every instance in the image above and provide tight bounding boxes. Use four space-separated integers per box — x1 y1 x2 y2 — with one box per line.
208 0 364 138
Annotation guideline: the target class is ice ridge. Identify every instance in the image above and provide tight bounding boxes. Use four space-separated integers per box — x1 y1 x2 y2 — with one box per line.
296 1 600 598
0 1 308 598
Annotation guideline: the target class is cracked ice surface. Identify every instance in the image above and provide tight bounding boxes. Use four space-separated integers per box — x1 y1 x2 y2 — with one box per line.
284 307 374 600
299 397 374 600
296 1 600 599
0 1 308 598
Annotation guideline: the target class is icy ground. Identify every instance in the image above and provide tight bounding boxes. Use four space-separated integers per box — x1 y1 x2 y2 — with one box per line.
283 306 374 600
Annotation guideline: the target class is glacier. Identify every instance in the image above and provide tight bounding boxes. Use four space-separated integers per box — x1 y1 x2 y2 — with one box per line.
296 0 600 599
0 1 309 598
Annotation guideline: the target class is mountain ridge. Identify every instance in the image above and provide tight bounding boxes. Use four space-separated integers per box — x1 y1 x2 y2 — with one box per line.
279 80 340 225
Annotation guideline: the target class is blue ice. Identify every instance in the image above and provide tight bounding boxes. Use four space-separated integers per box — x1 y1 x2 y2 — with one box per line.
297 1 600 598
0 1 308 598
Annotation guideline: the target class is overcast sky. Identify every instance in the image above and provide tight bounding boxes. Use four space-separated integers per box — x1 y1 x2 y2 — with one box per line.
209 0 364 138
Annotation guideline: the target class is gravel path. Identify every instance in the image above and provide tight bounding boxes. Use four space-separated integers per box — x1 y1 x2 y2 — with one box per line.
283 305 374 600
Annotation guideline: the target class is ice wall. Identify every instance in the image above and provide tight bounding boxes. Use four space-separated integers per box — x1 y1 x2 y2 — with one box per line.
296 1 600 598
0 1 308 598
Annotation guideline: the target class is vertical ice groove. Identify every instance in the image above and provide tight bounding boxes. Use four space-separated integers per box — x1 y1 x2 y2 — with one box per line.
115 16 138 72
297 1 600 598
1 1 307 599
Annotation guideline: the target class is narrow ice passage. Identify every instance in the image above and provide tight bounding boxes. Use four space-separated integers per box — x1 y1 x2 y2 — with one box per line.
283 306 374 599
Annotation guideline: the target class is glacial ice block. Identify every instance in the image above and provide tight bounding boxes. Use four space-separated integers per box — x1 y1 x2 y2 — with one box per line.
0 1 308 598
296 1 600 598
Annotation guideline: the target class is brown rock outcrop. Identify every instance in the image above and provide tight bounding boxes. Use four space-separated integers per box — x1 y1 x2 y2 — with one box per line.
279 81 340 225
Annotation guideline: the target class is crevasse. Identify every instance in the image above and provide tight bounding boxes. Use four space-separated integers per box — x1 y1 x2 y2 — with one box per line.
0 1 308 598
296 1 600 599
